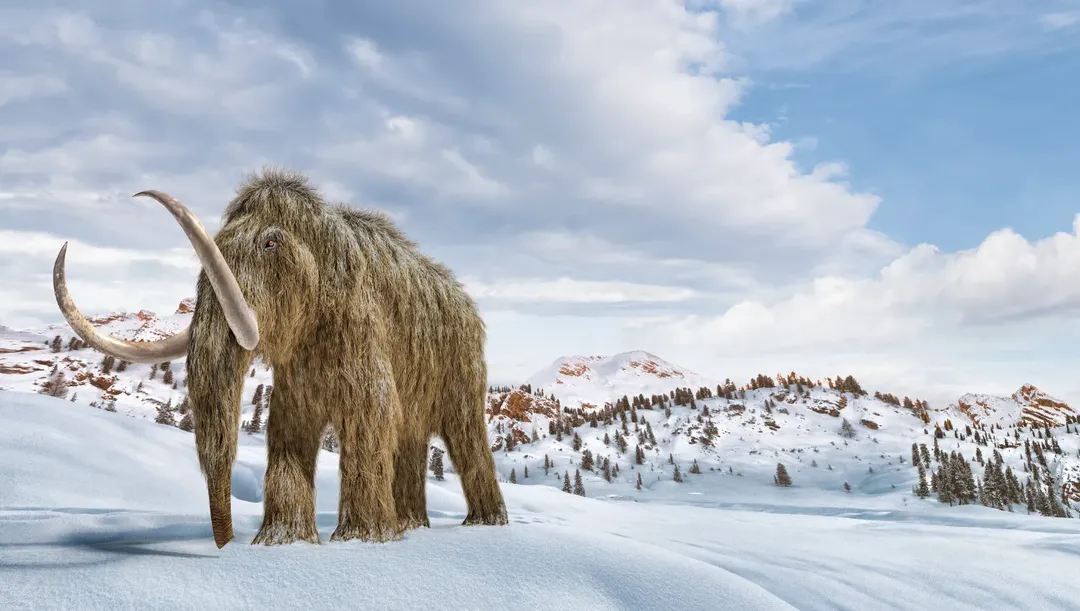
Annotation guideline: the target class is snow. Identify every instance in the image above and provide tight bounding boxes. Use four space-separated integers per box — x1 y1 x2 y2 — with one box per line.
1 391 786 610
4 390 1080 610
5 308 1080 608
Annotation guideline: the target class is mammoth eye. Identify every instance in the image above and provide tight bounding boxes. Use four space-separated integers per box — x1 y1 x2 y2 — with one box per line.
263 239 278 250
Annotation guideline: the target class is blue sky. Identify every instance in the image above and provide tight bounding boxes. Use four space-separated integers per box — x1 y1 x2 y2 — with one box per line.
724 0 1080 251
2 0 1080 406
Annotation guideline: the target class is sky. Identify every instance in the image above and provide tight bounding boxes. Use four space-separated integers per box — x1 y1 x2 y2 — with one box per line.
2 0 1080 407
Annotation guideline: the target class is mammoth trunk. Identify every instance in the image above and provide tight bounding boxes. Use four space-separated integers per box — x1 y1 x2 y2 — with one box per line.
187 281 254 548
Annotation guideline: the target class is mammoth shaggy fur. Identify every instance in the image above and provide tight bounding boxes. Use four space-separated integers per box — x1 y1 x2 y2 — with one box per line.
54 168 508 547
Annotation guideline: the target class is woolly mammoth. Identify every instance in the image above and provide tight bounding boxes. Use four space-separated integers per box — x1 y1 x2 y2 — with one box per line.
53 169 508 547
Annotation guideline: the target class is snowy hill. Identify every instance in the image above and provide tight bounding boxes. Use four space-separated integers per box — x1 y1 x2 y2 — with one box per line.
5 390 1080 610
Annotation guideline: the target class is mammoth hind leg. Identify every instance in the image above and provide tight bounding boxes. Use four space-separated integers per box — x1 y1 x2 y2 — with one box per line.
441 390 509 526
393 434 431 531
252 398 323 546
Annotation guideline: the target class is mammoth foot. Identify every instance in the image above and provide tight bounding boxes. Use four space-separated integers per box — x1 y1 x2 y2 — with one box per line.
331 519 404 543
397 514 431 532
462 506 509 526
251 520 321 546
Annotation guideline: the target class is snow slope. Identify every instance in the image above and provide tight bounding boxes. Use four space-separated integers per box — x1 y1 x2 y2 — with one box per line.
4 391 1080 610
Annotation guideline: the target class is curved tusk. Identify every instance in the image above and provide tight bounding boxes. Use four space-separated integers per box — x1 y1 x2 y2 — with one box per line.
53 242 191 363
133 190 259 351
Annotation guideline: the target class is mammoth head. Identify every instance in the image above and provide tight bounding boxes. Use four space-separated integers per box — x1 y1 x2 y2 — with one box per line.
51 190 260 362
53 171 329 548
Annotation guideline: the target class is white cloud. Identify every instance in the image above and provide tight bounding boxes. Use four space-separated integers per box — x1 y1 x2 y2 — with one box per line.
1039 11 1080 31
632 216 1080 406
347 37 385 73
0 74 66 108
652 215 1080 350
4 9 312 127
710 0 794 26
464 277 695 304
715 1 1080 75
1 0 1077 408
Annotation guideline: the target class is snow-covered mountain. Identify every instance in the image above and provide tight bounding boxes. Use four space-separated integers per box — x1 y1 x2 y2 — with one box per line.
526 350 719 408
4 302 1080 520
941 385 1078 428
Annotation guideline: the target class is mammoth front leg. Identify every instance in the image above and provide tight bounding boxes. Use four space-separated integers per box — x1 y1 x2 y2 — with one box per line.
331 366 406 543
252 384 323 546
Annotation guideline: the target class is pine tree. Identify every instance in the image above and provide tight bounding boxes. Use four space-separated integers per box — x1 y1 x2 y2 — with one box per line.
252 384 264 405
562 471 572 493
38 368 69 399
543 454 551 475
150 363 159 380
429 447 445 480
673 463 683 483
248 399 264 433
840 418 856 438
636 472 643 490
843 482 851 492
936 464 954 505
573 469 586 496
774 462 792 486
524 465 529 479
510 469 517 484
602 458 611 482
178 410 194 432
320 427 338 452
689 459 702 474
50 335 61 352
581 448 594 470
116 360 129 372
155 403 176 426
914 463 930 498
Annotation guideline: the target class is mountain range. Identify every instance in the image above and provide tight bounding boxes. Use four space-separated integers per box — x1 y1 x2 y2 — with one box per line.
3 300 1079 515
